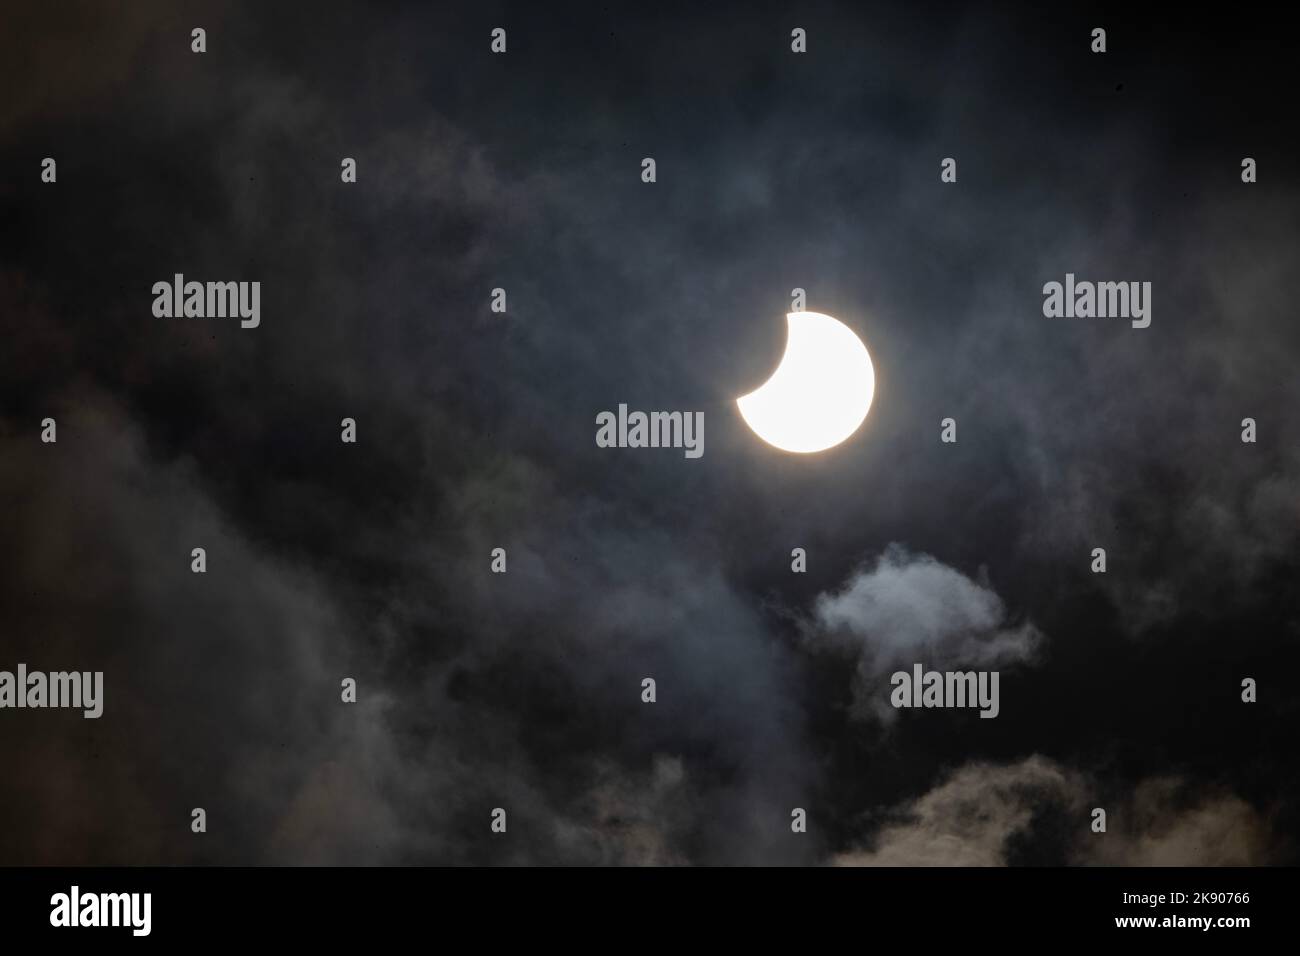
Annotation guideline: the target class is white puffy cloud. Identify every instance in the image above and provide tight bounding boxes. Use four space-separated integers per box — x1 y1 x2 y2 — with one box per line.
810 546 1043 721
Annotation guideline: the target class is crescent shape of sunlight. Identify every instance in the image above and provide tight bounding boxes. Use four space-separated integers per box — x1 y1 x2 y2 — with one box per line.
736 311 875 454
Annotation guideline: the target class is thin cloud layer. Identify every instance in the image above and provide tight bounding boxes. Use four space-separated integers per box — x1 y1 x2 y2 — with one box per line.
0 3 1295 865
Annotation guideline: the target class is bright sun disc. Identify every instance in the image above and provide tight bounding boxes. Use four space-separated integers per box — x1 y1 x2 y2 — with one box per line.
736 311 875 454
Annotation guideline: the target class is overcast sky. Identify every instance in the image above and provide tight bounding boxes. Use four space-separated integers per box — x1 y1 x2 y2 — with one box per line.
1 1 1296 865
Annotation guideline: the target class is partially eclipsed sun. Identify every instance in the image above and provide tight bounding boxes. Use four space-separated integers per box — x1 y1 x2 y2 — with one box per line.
736 311 875 454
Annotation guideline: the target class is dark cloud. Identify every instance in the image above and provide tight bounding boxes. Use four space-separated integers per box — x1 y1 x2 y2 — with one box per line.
0 395 392 863
1 1 1296 864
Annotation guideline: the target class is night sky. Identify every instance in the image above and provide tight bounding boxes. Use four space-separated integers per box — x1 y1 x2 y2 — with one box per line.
1 1 1297 865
